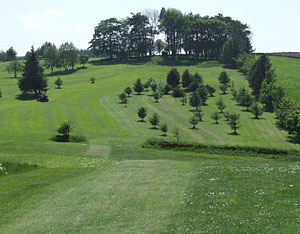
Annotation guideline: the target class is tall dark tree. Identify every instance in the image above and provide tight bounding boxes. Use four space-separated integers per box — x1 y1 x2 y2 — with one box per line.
18 47 47 95
189 91 202 110
248 54 274 97
250 102 264 119
218 71 231 86
221 38 235 66
133 78 144 94
159 8 184 58
138 107 147 121
6 47 17 61
167 68 180 87
181 69 192 88
228 113 240 135
128 12 151 57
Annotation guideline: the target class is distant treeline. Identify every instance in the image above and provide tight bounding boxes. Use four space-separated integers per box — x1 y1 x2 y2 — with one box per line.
89 8 252 62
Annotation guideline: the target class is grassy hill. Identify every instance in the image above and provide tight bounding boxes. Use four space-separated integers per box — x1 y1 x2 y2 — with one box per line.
1 56 300 233
270 56 300 104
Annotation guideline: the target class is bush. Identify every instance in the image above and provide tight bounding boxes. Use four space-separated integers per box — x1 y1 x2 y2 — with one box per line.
172 87 184 98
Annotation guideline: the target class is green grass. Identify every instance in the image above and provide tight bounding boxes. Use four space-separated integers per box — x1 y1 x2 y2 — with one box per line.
0 56 300 233
271 56 300 104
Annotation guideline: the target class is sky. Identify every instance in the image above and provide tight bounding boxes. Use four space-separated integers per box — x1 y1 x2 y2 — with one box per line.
1 0 300 56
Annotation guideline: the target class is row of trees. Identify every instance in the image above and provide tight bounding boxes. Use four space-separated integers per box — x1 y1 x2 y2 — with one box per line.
89 8 252 62
36 42 89 73
0 47 17 61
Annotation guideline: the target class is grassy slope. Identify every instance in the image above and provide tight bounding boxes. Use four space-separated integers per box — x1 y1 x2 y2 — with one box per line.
271 56 300 104
1 56 300 233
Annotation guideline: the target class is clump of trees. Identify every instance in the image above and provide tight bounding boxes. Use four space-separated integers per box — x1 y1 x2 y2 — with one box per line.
89 8 252 60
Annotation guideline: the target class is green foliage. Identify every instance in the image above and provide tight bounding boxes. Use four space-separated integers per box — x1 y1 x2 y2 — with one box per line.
221 38 236 66
55 77 63 89
164 84 172 94
189 91 201 110
18 47 47 95
250 102 264 119
259 80 285 112
59 42 79 71
5 60 23 78
43 44 58 73
137 107 147 121
167 68 180 87
189 116 199 129
206 84 216 97
218 71 230 85
124 86 132 97
219 83 228 94
153 91 161 103
149 113 160 128
79 54 89 67
133 78 144 94
0 88 2 98
57 121 73 137
216 97 226 113
119 92 127 104
172 87 184 98
248 54 275 96
211 111 222 124
235 53 255 75
182 69 192 88
228 113 240 135
160 123 168 136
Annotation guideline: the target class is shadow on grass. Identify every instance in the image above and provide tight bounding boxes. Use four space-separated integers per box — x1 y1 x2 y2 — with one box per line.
16 94 38 101
287 136 300 144
137 120 146 123
149 127 159 130
228 132 240 136
88 55 222 67
46 67 86 77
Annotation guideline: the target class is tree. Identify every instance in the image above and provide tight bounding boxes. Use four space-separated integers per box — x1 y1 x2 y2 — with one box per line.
259 80 284 112
189 116 199 129
159 8 184 58
240 91 253 111
137 107 147 121
149 113 160 128
119 92 127 104
0 88 2 98
143 8 160 56
221 38 236 67
6 47 17 61
164 84 172 94
6 60 23 78
167 68 180 87
228 113 240 135
55 77 63 89
182 69 192 88
133 78 144 94
181 92 187 105
172 87 184 98
172 127 180 143
153 91 161 103
206 85 216 97
218 71 231 85
154 39 166 55
127 12 151 57
90 77 95 84
79 54 89 67
89 18 126 59
194 108 203 122
250 102 264 119
196 85 208 104
58 42 79 70
219 84 228 94
18 47 47 95
211 112 222 124
248 54 274 97
124 86 133 97
43 44 58 73
160 123 168 136
216 97 226 113
57 121 73 140
285 110 300 139
189 91 202 110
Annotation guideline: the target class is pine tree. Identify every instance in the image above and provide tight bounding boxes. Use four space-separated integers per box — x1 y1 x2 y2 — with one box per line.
18 47 47 95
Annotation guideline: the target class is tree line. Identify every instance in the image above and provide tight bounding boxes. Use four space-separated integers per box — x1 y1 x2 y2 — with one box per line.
89 8 252 63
